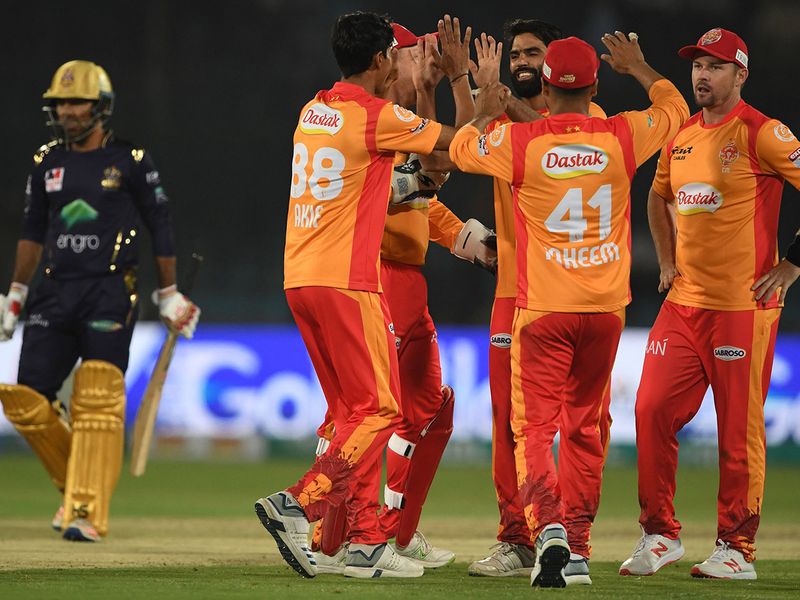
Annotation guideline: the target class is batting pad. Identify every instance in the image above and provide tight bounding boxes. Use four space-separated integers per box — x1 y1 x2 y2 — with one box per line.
63 360 126 536
0 384 72 491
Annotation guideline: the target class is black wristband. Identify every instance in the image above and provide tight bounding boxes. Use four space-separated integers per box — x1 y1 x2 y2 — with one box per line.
449 72 468 85
786 235 800 267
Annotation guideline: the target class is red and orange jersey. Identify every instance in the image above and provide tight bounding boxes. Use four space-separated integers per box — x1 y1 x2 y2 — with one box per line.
381 196 463 266
284 82 442 292
653 100 800 310
451 80 688 312
489 103 607 299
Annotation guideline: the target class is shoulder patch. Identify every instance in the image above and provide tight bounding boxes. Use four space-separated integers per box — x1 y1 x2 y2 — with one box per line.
131 148 145 162
33 140 61 165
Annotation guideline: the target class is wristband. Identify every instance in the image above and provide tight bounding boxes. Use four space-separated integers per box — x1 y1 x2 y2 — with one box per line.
449 72 468 85
786 235 800 267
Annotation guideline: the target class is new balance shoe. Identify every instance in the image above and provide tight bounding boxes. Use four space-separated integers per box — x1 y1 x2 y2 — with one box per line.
563 553 592 585
690 540 756 580
62 518 100 542
51 505 64 532
468 542 535 577
314 543 348 575
619 529 684 576
343 543 424 578
255 491 317 578
530 524 570 588
395 531 455 568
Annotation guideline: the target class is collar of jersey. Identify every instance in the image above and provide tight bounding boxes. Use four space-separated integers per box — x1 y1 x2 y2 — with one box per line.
698 99 746 129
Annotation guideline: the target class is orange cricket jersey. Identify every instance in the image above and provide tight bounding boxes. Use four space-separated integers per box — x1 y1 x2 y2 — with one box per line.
284 82 442 291
381 195 463 266
653 100 800 310
489 103 607 299
451 80 688 312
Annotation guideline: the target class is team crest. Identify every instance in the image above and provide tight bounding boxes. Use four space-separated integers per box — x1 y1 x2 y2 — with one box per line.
488 125 506 147
700 29 722 46
719 139 739 173
101 166 122 190
393 105 417 123
774 124 796 143
60 68 75 87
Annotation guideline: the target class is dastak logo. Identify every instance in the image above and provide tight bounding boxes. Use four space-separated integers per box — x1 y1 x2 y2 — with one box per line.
542 144 608 179
299 103 343 135
675 182 723 215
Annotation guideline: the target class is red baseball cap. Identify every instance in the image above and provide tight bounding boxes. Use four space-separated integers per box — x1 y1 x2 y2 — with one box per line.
392 23 437 49
541 36 600 89
678 28 749 69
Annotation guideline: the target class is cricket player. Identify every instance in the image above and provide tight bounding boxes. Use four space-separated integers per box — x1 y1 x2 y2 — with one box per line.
255 12 460 579
620 28 800 580
0 60 200 542
451 33 689 587
311 19 494 574
466 20 608 584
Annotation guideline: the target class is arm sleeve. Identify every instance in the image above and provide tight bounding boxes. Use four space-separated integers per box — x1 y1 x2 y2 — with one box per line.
448 122 515 182
130 150 176 257
20 165 48 243
755 120 800 190
428 197 464 251
375 103 443 155
620 79 690 167
651 147 674 200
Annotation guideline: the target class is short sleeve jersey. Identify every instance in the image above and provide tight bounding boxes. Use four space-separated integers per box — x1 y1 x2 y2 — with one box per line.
284 81 442 291
652 100 800 310
451 79 688 312
488 102 607 299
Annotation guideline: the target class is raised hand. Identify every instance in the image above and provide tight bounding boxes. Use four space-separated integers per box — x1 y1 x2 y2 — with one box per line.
474 81 510 120
411 34 445 91
600 31 646 75
437 14 472 83
470 33 502 88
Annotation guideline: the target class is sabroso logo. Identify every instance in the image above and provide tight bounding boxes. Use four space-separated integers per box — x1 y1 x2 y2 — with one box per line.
714 346 746 361
490 333 512 348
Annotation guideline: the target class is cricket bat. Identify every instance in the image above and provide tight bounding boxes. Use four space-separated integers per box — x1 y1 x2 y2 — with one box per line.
130 254 202 476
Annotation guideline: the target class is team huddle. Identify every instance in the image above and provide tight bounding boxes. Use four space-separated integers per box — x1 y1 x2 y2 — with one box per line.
258 11 800 588
0 7 798 591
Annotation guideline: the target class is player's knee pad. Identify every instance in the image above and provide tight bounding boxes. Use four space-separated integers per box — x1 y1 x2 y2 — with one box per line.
64 360 126 536
0 384 71 491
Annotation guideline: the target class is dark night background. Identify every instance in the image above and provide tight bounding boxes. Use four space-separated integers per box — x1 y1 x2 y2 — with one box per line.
1 0 798 329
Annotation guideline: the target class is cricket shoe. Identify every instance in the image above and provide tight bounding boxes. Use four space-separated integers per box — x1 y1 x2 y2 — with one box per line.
530 524 570 588
62 518 100 542
343 542 424 578
395 531 455 568
563 553 592 585
314 543 348 575
468 542 535 577
51 505 64 532
255 491 316 578
690 540 756 580
619 528 684 576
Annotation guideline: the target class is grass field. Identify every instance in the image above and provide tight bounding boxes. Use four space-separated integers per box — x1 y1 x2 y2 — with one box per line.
1 456 798 598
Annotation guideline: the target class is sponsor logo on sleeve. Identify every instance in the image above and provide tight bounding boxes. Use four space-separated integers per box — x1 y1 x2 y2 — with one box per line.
393 104 417 123
299 103 344 135
409 118 429 135
541 144 608 179
714 346 746 361
145 170 161 185
25 175 32 195
45 167 65 192
788 147 800 168
675 182 723 215
774 123 796 143
719 139 739 173
478 134 489 157
490 333 512 348
488 125 506 147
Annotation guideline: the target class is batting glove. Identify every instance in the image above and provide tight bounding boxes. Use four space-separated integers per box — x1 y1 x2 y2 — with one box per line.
156 285 200 339
0 283 28 341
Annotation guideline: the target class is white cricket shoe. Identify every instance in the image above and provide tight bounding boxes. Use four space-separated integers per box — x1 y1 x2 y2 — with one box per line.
619 529 684 576
314 543 348 575
563 553 592 585
530 524 570 588
691 540 757 580
395 531 455 568
255 491 317 578
468 542 535 577
51 505 64 532
343 543 424 578
62 518 100 542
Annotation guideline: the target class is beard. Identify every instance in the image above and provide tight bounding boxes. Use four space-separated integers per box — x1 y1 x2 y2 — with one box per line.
510 68 541 98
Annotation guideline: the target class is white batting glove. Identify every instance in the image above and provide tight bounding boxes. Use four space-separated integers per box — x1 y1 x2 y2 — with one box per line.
453 219 498 275
0 283 28 342
391 153 449 206
156 285 200 339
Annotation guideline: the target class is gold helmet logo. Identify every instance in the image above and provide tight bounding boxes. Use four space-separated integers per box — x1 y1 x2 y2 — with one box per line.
43 60 113 100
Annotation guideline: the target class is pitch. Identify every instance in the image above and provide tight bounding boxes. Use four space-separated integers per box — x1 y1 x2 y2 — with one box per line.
1 456 798 598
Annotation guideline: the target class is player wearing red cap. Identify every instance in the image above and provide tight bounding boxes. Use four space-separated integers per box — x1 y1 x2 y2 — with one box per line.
620 28 800 581
466 20 608 583
254 11 462 579
451 33 689 587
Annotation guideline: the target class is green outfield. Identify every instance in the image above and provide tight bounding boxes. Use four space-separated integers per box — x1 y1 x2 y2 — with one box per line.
1 456 798 598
